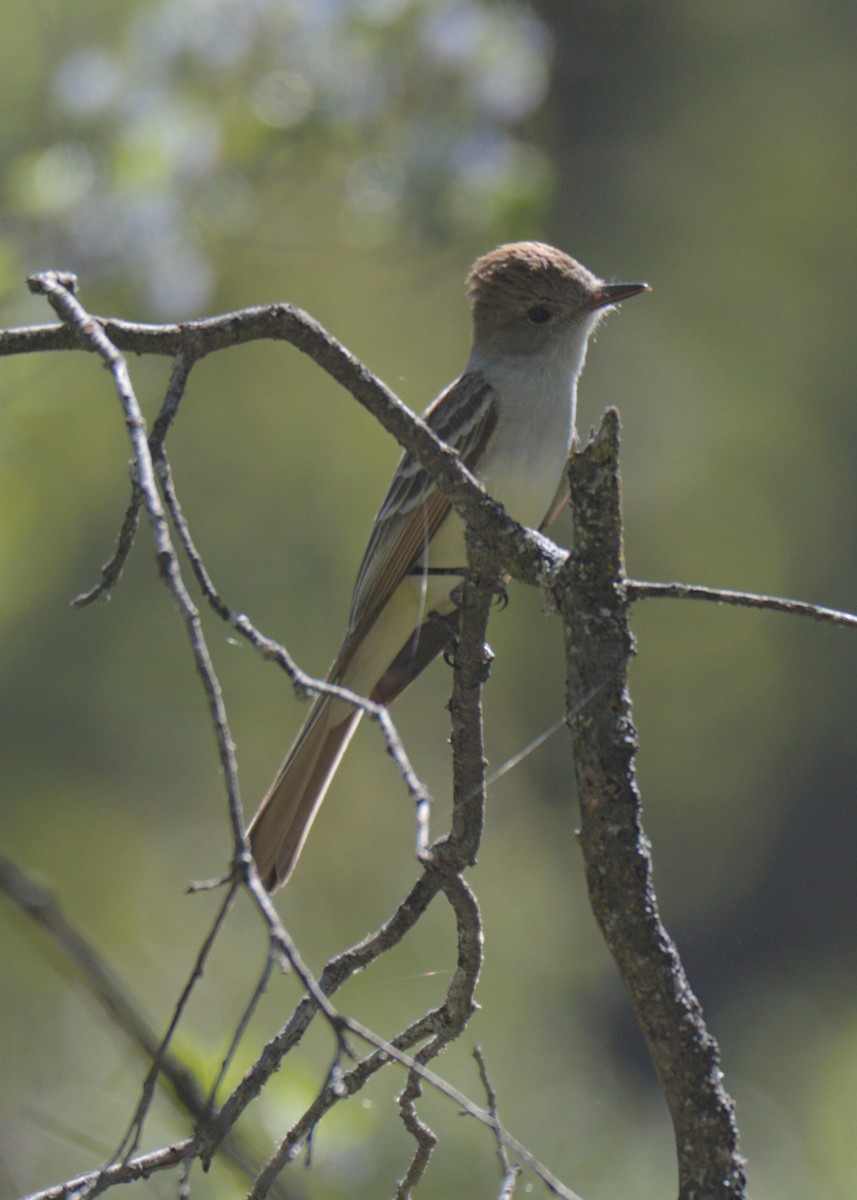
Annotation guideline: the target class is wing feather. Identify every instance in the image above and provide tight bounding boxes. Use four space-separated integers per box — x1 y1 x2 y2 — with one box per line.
332 372 497 680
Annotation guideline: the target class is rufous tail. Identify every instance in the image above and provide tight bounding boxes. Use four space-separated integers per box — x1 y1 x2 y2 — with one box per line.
248 697 361 890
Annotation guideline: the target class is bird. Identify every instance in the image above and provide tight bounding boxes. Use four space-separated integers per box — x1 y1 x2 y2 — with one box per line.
248 241 648 889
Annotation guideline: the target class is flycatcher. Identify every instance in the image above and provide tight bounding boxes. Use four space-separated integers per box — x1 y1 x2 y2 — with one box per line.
248 241 648 889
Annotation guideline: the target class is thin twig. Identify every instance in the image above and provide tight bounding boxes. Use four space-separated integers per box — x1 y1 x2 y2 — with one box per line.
103 882 239 1187
628 578 857 629
72 351 197 607
474 1046 522 1200
71 486 142 607
205 948 278 1112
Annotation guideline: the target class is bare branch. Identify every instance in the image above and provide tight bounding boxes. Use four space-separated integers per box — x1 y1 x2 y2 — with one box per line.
629 578 857 629
559 409 747 1200
23 1141 195 1200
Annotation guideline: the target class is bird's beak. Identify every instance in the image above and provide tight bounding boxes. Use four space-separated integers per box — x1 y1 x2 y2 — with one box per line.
586 281 651 311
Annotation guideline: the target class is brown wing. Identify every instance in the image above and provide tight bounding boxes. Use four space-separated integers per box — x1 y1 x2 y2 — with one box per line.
332 372 498 678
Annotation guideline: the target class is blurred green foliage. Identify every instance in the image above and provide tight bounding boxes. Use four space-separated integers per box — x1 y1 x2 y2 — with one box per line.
1 0 551 316
2 2 857 1198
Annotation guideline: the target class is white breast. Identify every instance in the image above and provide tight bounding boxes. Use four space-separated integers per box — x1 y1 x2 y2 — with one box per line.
473 353 578 527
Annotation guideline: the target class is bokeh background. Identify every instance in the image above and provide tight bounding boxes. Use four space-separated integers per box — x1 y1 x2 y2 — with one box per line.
2 2 857 1197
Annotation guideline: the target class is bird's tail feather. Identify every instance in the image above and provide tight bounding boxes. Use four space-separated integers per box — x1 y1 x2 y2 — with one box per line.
248 696 362 890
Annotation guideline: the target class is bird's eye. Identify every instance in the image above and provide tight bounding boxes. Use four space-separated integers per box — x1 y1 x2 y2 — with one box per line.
527 305 552 325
